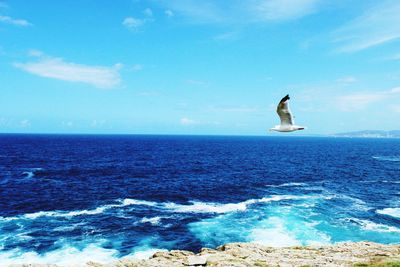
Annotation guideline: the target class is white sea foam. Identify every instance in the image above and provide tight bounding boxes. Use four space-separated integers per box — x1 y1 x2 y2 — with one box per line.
121 198 158 207
0 215 19 222
376 208 400 219
0 194 320 223
0 237 168 266
22 171 35 178
248 216 331 247
0 244 119 267
140 216 162 225
372 156 400 162
349 218 400 233
1 199 157 221
164 201 249 214
329 194 370 211
126 248 167 260
53 222 87 232
249 217 301 247
382 180 400 184
266 182 307 188
258 195 310 202
22 206 113 220
21 168 43 179
162 195 313 214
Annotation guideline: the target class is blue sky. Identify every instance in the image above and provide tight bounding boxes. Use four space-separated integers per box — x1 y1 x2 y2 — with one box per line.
1 0 400 135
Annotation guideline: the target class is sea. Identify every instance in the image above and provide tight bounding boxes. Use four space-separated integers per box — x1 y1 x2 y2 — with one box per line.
0 134 399 265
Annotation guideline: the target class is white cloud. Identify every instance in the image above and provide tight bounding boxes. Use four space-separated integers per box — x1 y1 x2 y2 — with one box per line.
336 76 357 83
143 8 153 17
180 117 220 126
161 1 221 23
0 117 10 127
186 79 207 86
332 1 400 53
132 64 143 71
28 49 44 57
180 117 196 125
62 121 73 127
210 105 260 113
14 55 121 89
122 17 145 30
386 53 400 61
138 91 159 97
91 120 106 127
213 31 238 41
0 15 31 26
157 0 320 24
252 0 320 21
391 105 400 112
20 119 30 128
337 87 400 111
165 10 174 17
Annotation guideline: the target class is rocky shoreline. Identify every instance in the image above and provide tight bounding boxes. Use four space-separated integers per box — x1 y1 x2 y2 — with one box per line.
10 242 400 267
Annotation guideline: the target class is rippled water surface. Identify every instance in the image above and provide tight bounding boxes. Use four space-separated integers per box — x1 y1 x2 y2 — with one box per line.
0 134 399 264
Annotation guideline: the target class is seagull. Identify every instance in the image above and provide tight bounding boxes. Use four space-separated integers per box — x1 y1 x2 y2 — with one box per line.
270 94 306 132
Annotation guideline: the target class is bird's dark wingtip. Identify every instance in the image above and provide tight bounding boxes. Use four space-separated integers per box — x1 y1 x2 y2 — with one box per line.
279 94 290 103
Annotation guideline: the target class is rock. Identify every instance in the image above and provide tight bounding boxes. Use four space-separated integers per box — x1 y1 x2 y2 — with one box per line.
8 241 400 267
187 255 208 266
9 265 59 267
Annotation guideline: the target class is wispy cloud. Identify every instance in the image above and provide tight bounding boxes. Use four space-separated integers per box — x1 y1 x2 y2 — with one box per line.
61 121 74 127
186 79 207 86
180 117 196 125
209 105 260 113
252 0 320 21
332 1 400 53
0 117 10 127
0 15 32 26
14 54 122 89
122 17 145 30
157 0 320 24
180 117 220 126
391 105 400 112
143 8 153 17
91 120 106 128
28 49 44 57
213 31 239 41
336 76 357 84
138 91 159 97
385 53 400 61
165 9 174 17
132 64 143 71
337 87 400 111
20 119 30 128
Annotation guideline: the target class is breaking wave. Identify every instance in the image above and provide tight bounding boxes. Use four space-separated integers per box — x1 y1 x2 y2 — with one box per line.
0 195 324 222
347 218 400 233
266 182 308 188
21 168 43 179
0 242 166 266
376 208 400 219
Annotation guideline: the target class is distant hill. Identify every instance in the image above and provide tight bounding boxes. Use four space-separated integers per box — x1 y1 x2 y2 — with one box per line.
333 130 400 138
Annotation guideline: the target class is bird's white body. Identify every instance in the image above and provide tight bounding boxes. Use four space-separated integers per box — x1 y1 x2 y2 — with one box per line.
270 125 305 132
270 94 306 133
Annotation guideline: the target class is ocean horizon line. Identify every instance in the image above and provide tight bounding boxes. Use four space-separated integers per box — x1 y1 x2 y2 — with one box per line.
0 132 325 137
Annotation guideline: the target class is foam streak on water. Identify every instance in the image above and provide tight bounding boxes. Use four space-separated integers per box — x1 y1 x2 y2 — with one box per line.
376 208 400 219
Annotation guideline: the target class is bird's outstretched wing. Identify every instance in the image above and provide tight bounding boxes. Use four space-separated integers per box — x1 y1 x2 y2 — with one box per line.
276 94 294 126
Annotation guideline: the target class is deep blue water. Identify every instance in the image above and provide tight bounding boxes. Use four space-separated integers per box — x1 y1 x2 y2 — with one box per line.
0 134 399 265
